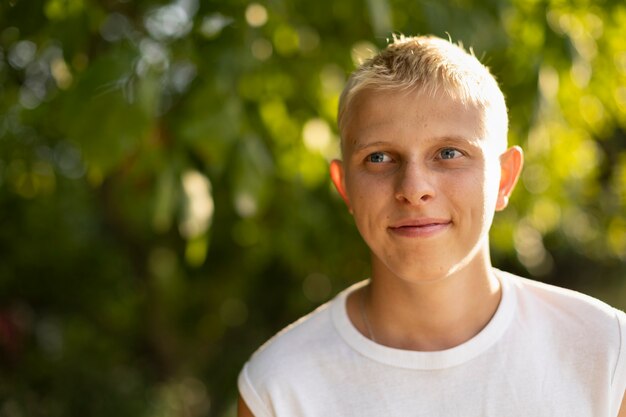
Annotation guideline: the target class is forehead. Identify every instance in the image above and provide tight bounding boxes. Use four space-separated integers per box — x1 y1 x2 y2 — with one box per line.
341 88 491 153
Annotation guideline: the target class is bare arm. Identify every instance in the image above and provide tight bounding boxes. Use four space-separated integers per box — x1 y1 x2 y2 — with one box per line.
618 392 626 417
238 394 255 417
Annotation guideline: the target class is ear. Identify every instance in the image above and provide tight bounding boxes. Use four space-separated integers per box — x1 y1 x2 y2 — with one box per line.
496 146 524 211
329 159 352 213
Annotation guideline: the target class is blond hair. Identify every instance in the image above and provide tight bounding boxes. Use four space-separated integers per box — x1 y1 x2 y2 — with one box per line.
338 35 508 151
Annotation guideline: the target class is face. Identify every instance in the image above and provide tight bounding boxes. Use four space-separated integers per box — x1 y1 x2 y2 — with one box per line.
330 88 522 283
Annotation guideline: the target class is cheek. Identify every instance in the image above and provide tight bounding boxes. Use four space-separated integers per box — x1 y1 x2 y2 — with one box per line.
446 169 491 214
346 176 389 229
346 174 382 206
484 164 502 204
443 169 480 195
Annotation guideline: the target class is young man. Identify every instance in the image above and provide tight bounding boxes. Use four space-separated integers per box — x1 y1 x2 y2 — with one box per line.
237 35 626 416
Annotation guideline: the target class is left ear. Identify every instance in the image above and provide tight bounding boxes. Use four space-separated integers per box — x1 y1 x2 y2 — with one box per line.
496 146 524 211
329 159 352 213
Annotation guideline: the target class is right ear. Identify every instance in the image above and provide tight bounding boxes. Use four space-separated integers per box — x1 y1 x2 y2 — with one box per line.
496 146 524 211
329 159 352 213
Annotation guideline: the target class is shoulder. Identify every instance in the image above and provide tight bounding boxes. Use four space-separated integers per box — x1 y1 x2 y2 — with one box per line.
238 284 356 415
501 271 626 411
246 298 337 375
503 271 622 324
502 270 626 360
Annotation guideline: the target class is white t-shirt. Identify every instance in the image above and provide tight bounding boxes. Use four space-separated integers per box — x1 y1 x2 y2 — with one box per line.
238 270 626 417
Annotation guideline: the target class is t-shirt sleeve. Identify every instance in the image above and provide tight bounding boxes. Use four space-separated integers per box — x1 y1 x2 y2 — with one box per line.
238 362 272 417
611 308 626 417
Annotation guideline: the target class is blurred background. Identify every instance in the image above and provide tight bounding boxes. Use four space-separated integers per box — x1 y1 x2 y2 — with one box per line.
0 0 625 415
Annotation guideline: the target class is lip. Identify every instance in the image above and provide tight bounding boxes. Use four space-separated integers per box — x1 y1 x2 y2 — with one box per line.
388 218 452 238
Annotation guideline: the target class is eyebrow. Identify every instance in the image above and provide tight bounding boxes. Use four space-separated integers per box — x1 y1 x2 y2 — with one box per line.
351 135 482 154
352 141 391 153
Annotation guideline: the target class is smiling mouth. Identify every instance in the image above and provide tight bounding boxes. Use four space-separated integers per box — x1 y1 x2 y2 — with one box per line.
388 220 452 237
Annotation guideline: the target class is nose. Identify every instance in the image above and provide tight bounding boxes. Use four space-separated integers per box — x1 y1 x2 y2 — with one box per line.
394 162 436 205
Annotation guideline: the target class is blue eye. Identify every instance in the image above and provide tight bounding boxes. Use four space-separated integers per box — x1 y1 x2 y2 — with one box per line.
439 148 462 160
367 152 391 163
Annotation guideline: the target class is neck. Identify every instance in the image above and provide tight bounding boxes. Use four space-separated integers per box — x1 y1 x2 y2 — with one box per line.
352 254 501 351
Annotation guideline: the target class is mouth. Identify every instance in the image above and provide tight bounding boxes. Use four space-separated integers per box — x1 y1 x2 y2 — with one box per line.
388 218 452 238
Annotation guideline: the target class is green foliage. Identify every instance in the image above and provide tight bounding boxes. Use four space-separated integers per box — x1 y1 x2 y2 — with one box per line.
0 0 625 415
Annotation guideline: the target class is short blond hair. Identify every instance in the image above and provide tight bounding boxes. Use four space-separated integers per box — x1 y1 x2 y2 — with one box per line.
338 35 508 151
